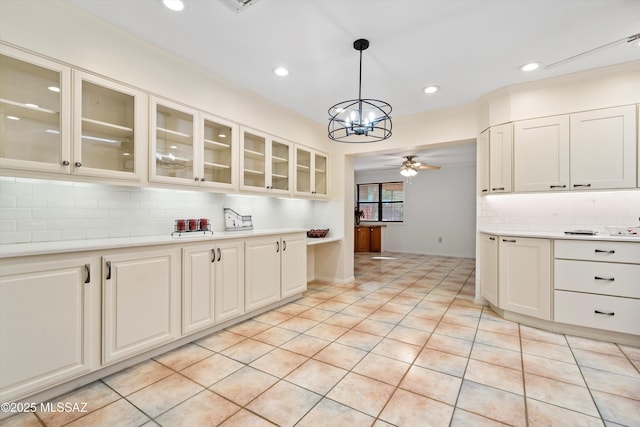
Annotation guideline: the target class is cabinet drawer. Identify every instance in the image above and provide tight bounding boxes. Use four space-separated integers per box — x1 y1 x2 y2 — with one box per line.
555 240 640 264
554 291 640 336
555 260 640 298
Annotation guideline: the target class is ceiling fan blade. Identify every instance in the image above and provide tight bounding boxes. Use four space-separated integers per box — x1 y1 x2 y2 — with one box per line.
418 165 441 170
544 33 640 70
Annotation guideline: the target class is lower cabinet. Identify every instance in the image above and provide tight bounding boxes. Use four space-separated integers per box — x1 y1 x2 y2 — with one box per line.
479 233 498 306
102 248 181 365
182 240 244 335
245 233 307 311
498 237 551 320
0 255 98 402
355 226 382 252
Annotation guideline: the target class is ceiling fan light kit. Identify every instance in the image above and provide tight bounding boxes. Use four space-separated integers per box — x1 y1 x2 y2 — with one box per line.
328 39 392 143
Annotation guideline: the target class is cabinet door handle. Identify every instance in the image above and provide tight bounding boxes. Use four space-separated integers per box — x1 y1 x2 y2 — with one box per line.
211 249 216 263
105 261 111 280
594 249 615 254
74 161 82 167
481 189 488 193
217 248 221 262
276 241 280 252
489 237 496 241
283 240 287 251
502 239 516 243
492 187 505 191
549 184 566 189
594 310 615 316
84 264 91 284
594 276 615 281
573 183 591 188
201 177 205 182
62 160 70 166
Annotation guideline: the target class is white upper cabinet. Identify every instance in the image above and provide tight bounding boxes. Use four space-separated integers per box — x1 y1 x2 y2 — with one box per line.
514 115 569 192
73 72 145 180
477 129 490 195
294 146 328 199
489 123 513 193
0 46 145 181
150 97 198 185
240 127 292 195
1 46 70 174
200 113 238 191
570 105 637 190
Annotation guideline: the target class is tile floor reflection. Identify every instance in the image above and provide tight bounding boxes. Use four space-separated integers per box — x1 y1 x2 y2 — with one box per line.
3 252 639 426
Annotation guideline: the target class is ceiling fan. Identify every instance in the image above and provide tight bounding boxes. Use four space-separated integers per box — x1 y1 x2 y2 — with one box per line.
386 155 441 177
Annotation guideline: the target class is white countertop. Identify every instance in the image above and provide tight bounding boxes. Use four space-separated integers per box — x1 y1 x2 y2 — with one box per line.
478 230 640 242
306 236 343 246
0 228 308 258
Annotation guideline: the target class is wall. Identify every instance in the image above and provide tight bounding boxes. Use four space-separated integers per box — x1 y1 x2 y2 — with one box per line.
355 162 476 258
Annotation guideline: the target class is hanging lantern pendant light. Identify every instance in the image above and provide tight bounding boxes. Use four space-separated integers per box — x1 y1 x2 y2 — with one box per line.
328 39 392 143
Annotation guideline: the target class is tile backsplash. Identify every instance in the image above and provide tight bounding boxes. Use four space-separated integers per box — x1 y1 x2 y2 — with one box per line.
478 189 640 232
0 177 318 244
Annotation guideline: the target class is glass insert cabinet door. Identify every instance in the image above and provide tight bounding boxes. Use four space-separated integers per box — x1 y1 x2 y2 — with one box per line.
0 47 71 173
73 72 143 179
151 98 197 183
295 147 312 194
314 152 328 196
270 138 290 192
241 129 267 189
201 114 237 189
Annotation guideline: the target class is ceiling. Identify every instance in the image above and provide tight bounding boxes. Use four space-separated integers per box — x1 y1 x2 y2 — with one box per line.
66 0 640 170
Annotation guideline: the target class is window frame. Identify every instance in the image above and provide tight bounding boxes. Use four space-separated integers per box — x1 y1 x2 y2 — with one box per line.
356 181 404 223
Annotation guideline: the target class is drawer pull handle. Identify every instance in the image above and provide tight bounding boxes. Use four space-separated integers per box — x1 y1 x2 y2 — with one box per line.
594 249 615 254
492 187 505 191
594 310 615 316
482 189 488 193
594 276 615 282
489 237 496 241
573 183 591 188
502 239 516 243
549 184 566 189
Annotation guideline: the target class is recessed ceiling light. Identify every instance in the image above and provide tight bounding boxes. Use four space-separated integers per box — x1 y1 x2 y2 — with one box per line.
47 86 60 93
273 67 289 77
422 85 439 94
520 62 541 72
162 0 185 11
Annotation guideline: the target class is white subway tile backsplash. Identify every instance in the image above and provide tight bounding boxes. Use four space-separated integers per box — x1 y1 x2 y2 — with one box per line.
478 189 640 232
0 177 318 244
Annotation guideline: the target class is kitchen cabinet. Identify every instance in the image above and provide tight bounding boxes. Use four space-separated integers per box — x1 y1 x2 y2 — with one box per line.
294 146 328 198
240 127 292 195
489 123 513 193
355 226 382 252
182 240 244 334
479 233 498 306
150 99 239 190
554 240 640 335
102 248 180 365
0 46 71 174
514 115 569 192
570 105 636 190
0 46 145 181
281 234 308 298
477 129 489 195
72 71 145 180
0 255 98 402
245 233 307 311
498 237 551 320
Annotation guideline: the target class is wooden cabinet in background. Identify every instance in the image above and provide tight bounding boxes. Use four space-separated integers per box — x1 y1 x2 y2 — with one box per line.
355 226 382 252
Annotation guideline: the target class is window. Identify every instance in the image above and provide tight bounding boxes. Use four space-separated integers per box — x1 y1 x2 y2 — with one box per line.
357 182 404 222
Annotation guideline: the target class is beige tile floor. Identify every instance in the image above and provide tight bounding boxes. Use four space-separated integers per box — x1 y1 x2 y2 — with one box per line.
3 252 640 427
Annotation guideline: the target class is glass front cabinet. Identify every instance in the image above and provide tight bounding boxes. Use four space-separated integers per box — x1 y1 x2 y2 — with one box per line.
0 45 144 180
240 127 292 195
150 97 237 190
294 146 328 199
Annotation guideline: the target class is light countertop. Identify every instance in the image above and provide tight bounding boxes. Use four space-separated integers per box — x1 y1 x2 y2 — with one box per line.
0 228 308 258
478 230 640 242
